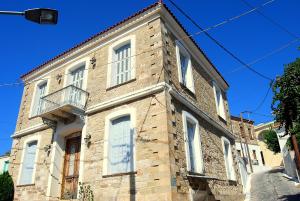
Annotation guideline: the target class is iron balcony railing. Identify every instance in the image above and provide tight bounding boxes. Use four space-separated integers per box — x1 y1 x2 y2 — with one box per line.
34 85 89 117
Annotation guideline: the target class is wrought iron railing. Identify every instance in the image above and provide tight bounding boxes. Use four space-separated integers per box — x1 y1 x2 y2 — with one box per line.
33 85 89 116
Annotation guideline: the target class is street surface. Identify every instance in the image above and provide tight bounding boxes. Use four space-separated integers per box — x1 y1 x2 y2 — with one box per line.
250 168 300 201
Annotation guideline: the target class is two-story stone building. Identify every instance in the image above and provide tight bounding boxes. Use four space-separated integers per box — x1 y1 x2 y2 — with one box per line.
231 115 265 173
9 2 244 201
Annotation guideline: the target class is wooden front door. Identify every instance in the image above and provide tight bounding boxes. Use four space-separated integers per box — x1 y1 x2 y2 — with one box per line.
62 136 81 199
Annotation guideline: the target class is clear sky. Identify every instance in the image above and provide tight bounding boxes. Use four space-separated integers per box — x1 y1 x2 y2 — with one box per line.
0 0 299 155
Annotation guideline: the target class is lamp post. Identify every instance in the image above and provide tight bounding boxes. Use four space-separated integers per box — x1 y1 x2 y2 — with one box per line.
0 8 58 24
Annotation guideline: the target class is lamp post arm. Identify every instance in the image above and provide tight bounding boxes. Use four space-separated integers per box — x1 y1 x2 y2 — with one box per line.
0 11 24 16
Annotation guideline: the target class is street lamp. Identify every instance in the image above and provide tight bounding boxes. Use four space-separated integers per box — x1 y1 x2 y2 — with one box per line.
0 8 58 24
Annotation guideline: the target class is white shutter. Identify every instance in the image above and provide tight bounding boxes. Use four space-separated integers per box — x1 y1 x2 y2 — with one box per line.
108 115 133 174
20 141 37 184
35 82 47 115
112 44 131 86
70 66 84 105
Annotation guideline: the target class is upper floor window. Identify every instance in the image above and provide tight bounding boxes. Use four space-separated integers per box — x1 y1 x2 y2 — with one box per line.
221 137 235 180
19 141 38 185
32 81 48 116
213 82 226 120
104 112 135 175
3 160 9 172
182 111 204 174
70 65 85 89
113 44 131 85
176 41 195 93
107 35 136 88
248 127 254 140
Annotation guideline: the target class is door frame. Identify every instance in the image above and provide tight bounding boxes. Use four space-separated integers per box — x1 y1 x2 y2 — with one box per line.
61 133 82 199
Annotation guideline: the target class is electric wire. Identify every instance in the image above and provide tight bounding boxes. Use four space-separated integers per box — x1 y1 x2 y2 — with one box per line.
166 0 273 81
240 0 298 39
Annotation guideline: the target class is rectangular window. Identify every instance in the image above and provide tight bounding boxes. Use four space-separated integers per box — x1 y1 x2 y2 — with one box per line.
222 138 235 180
108 115 134 174
20 141 37 185
252 150 257 160
34 82 47 115
237 150 241 157
248 127 253 140
3 161 9 172
69 66 85 105
112 44 131 86
182 111 203 174
176 41 194 92
213 82 226 120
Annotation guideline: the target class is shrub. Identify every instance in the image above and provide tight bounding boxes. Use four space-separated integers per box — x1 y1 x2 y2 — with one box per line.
0 172 14 201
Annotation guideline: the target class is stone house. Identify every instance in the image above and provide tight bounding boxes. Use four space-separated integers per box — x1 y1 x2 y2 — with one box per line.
231 115 265 173
9 2 244 201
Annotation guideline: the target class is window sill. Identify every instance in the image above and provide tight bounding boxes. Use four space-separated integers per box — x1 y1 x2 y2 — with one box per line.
102 171 137 178
228 180 237 185
218 115 227 124
16 183 35 187
106 78 136 91
179 83 196 98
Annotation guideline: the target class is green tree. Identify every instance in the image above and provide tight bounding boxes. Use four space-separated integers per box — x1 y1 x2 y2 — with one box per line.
261 129 281 154
272 57 300 137
0 172 14 201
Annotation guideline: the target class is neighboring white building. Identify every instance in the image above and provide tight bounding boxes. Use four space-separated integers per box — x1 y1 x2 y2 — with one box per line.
0 155 10 174
235 142 266 173
255 122 298 179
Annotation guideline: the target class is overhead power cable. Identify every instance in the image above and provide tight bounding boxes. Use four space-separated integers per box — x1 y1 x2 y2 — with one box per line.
166 0 274 81
240 0 298 39
0 0 280 88
226 37 300 74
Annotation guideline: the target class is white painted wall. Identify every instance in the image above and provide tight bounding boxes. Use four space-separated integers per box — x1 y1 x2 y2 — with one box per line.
276 127 298 179
235 142 267 173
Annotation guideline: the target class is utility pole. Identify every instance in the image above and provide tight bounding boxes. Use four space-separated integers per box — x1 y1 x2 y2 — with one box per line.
291 133 300 172
240 112 253 173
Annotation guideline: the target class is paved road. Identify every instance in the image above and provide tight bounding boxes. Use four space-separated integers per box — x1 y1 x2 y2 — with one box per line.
250 168 300 201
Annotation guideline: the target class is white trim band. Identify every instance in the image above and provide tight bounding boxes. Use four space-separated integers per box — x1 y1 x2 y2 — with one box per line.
12 124 48 138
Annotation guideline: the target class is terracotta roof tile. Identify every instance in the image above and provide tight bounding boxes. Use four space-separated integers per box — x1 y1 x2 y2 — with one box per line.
21 1 228 87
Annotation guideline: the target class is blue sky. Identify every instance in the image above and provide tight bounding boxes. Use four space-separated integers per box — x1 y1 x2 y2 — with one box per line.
0 0 299 155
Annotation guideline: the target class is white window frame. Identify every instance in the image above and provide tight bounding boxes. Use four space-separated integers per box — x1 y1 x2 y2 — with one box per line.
29 78 50 118
221 136 236 180
17 135 41 185
102 108 136 176
182 111 204 174
107 35 136 88
213 81 226 120
63 57 89 91
176 40 195 93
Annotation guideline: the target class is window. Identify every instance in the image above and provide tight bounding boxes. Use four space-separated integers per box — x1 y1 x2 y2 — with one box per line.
112 44 131 86
221 137 235 180
237 150 241 157
213 82 226 120
19 141 38 185
69 66 85 105
182 111 203 173
33 81 47 116
3 160 9 172
107 115 134 175
240 125 245 138
248 127 253 140
252 150 257 160
176 41 194 93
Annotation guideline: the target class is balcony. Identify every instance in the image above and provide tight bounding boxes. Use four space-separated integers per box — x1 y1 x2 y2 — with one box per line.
34 85 89 123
